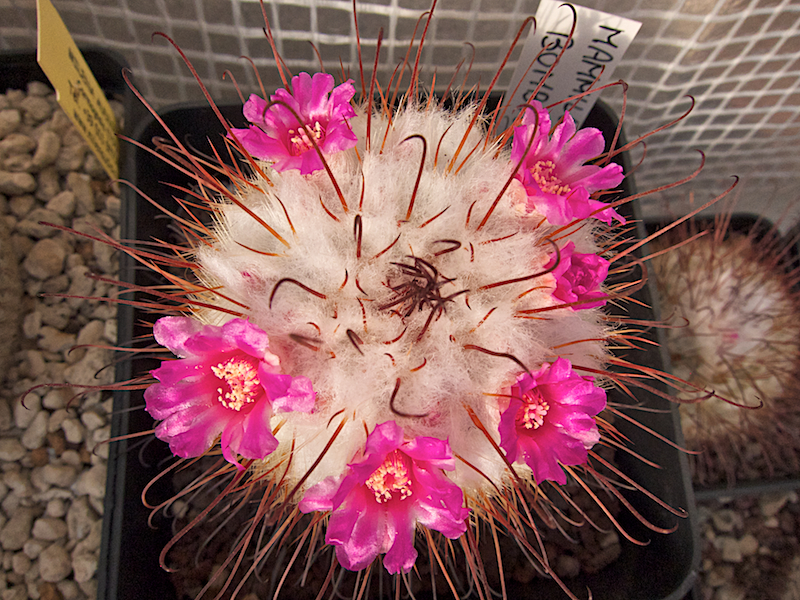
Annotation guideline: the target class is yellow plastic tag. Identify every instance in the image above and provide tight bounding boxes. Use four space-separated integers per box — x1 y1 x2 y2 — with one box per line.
36 0 120 179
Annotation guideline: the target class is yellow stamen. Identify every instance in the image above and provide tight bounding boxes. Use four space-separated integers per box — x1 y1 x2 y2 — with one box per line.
521 391 550 430
365 450 413 503
530 160 571 196
211 357 261 411
288 121 324 154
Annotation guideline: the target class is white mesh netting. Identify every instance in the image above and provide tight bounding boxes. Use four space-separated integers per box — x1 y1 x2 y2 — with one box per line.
2 0 799 227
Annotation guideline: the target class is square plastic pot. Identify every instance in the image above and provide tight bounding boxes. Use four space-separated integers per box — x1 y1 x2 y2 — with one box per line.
103 98 698 600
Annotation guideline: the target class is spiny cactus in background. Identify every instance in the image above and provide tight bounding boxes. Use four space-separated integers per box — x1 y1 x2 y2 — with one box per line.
651 212 800 486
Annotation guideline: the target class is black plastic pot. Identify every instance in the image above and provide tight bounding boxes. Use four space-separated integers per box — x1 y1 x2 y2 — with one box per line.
0 46 141 600
104 99 698 600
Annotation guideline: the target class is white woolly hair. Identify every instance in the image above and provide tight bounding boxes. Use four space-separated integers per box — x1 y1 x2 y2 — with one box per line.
193 102 612 497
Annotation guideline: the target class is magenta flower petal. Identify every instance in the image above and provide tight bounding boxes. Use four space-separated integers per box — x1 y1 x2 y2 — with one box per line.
558 128 604 175
144 379 209 420
155 403 231 459
219 415 246 465
299 421 469 574
237 394 280 459
152 316 205 356
499 358 606 485
229 125 285 159
510 102 625 226
222 318 273 357
241 94 268 123
588 198 624 225
328 488 384 571
229 72 357 175
546 241 610 310
144 317 316 469
270 374 317 412
383 509 417 574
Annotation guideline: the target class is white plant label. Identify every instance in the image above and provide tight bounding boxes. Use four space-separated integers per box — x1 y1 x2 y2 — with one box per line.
499 1 641 130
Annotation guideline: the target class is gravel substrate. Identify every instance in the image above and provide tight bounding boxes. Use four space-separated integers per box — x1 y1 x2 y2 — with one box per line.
3 77 800 600
697 491 800 600
0 81 122 600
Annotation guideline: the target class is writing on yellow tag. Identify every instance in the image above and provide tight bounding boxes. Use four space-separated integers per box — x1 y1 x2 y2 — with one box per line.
36 0 120 179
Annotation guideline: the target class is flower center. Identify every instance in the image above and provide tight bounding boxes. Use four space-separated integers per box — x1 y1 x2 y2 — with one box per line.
288 121 324 155
211 357 261 411
530 160 571 196
521 390 550 429
365 450 413 503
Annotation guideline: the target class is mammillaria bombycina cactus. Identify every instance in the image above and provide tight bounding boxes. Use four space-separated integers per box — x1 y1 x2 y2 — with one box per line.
82 3 738 598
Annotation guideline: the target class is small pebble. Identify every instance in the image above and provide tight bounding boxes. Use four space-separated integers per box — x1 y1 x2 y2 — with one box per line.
22 312 42 339
37 582 63 600
738 533 758 557
72 464 106 499
37 544 72 583
0 508 34 551
23 538 45 560
29 447 49 467
22 412 49 450
44 192 75 219
60 419 83 445
719 536 743 563
55 581 77 600
40 465 77 489
66 497 96 541
759 492 794 518
71 552 97 583
45 499 66 519
27 81 52 96
8 195 34 219
20 95 53 123
32 131 61 171
707 563 734 587
0 110 21 138
80 411 104 432
41 389 67 411
14 393 41 429
35 167 60 201
0 439 25 462
65 173 94 216
23 240 66 280
31 518 67 542
37 327 75 354
0 171 36 196
0 133 36 157
11 552 30 575
711 509 740 533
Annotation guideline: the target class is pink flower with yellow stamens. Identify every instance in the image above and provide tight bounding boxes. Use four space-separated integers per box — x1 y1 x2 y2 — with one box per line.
144 317 315 470
511 101 625 226
299 421 470 574
546 240 610 310
230 72 358 174
499 358 606 485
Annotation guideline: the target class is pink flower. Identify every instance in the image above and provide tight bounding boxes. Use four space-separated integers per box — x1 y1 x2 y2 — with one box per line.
299 421 469 574
230 72 358 174
510 102 625 226
498 358 606 485
546 241 610 310
144 317 315 469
